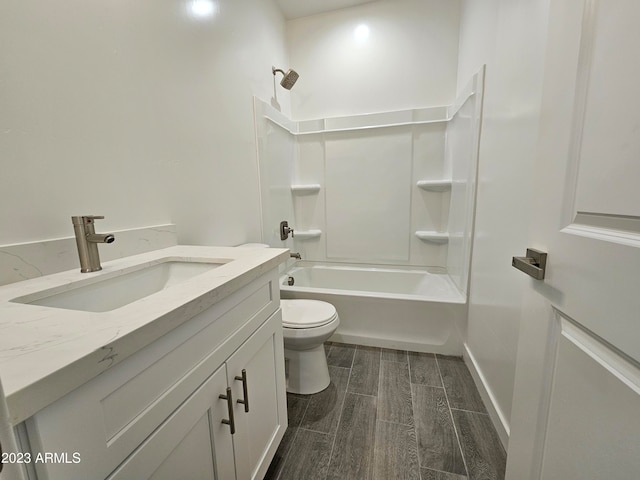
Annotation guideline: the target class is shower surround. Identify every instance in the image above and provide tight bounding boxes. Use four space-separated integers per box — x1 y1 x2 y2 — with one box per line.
254 69 484 353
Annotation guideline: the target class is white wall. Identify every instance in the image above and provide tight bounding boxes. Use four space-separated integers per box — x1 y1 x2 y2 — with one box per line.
287 0 461 120
458 0 550 444
0 0 289 248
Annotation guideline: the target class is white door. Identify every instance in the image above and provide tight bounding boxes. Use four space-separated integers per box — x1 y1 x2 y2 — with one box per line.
505 1 640 479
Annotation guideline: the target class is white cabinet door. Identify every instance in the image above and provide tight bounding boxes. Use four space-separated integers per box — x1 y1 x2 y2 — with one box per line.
226 310 287 480
506 1 640 479
107 364 235 480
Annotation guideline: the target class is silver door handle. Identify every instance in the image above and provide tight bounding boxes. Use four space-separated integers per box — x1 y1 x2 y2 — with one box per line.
512 248 547 280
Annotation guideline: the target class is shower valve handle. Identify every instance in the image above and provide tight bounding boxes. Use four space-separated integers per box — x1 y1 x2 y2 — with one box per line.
280 220 294 240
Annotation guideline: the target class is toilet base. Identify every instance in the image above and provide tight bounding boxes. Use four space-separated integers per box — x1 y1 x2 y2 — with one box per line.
284 344 330 395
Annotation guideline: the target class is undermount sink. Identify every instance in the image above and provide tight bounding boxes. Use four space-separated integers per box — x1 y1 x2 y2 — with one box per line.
11 259 230 313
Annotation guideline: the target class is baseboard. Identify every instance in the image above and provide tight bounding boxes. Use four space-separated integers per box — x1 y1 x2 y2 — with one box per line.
463 343 510 449
330 332 462 356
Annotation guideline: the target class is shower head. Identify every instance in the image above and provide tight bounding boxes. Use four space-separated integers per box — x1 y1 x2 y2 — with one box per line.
272 66 299 90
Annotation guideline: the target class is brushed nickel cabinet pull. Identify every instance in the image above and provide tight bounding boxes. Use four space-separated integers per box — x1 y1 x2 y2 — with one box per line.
235 369 250 413
219 387 235 434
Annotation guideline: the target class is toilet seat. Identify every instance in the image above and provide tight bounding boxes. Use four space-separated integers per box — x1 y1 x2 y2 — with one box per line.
281 299 338 329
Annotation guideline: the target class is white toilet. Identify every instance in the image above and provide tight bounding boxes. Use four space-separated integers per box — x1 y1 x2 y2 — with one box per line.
281 299 340 394
238 243 339 394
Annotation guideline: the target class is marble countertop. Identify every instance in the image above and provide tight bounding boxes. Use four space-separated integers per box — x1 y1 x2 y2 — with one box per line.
0 245 289 424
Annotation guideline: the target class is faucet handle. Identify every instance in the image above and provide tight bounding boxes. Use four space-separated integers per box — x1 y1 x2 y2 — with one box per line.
72 215 105 225
280 220 295 240
84 215 104 225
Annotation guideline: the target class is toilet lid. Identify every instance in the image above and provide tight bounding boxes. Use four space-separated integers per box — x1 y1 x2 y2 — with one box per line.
280 299 338 328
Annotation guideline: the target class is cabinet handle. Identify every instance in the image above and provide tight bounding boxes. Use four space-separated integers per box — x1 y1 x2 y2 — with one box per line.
235 369 250 413
219 387 235 434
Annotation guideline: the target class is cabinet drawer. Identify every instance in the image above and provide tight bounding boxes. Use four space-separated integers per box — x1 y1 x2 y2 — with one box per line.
26 270 278 480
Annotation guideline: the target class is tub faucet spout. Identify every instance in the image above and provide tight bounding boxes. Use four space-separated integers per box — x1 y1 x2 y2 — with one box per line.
72 215 115 273
290 252 302 260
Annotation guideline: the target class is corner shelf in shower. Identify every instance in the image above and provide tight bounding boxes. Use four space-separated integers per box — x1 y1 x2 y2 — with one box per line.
417 180 452 192
294 230 322 240
291 184 321 194
415 231 449 244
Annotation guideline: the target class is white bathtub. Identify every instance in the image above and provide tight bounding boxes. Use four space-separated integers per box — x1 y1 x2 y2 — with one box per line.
280 263 467 354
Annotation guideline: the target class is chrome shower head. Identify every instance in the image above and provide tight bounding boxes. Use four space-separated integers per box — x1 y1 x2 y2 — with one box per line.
272 66 299 90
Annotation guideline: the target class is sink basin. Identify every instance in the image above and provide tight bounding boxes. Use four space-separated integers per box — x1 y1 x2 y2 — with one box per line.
12 259 230 313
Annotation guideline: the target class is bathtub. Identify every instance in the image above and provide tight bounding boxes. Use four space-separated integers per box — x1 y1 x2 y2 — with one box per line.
279 262 467 355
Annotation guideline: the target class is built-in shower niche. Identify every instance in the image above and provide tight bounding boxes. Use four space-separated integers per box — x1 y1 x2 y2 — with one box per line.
253 67 484 298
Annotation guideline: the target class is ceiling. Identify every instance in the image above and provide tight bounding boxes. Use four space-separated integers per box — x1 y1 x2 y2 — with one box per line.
275 0 379 20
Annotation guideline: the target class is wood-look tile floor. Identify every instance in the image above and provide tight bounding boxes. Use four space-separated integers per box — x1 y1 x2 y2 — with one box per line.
265 342 506 480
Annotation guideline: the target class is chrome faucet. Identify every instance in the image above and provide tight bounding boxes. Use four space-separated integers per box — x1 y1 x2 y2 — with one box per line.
71 215 115 273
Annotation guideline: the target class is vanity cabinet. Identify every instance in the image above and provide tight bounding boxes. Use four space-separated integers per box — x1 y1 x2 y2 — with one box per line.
22 270 287 480
109 312 283 480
